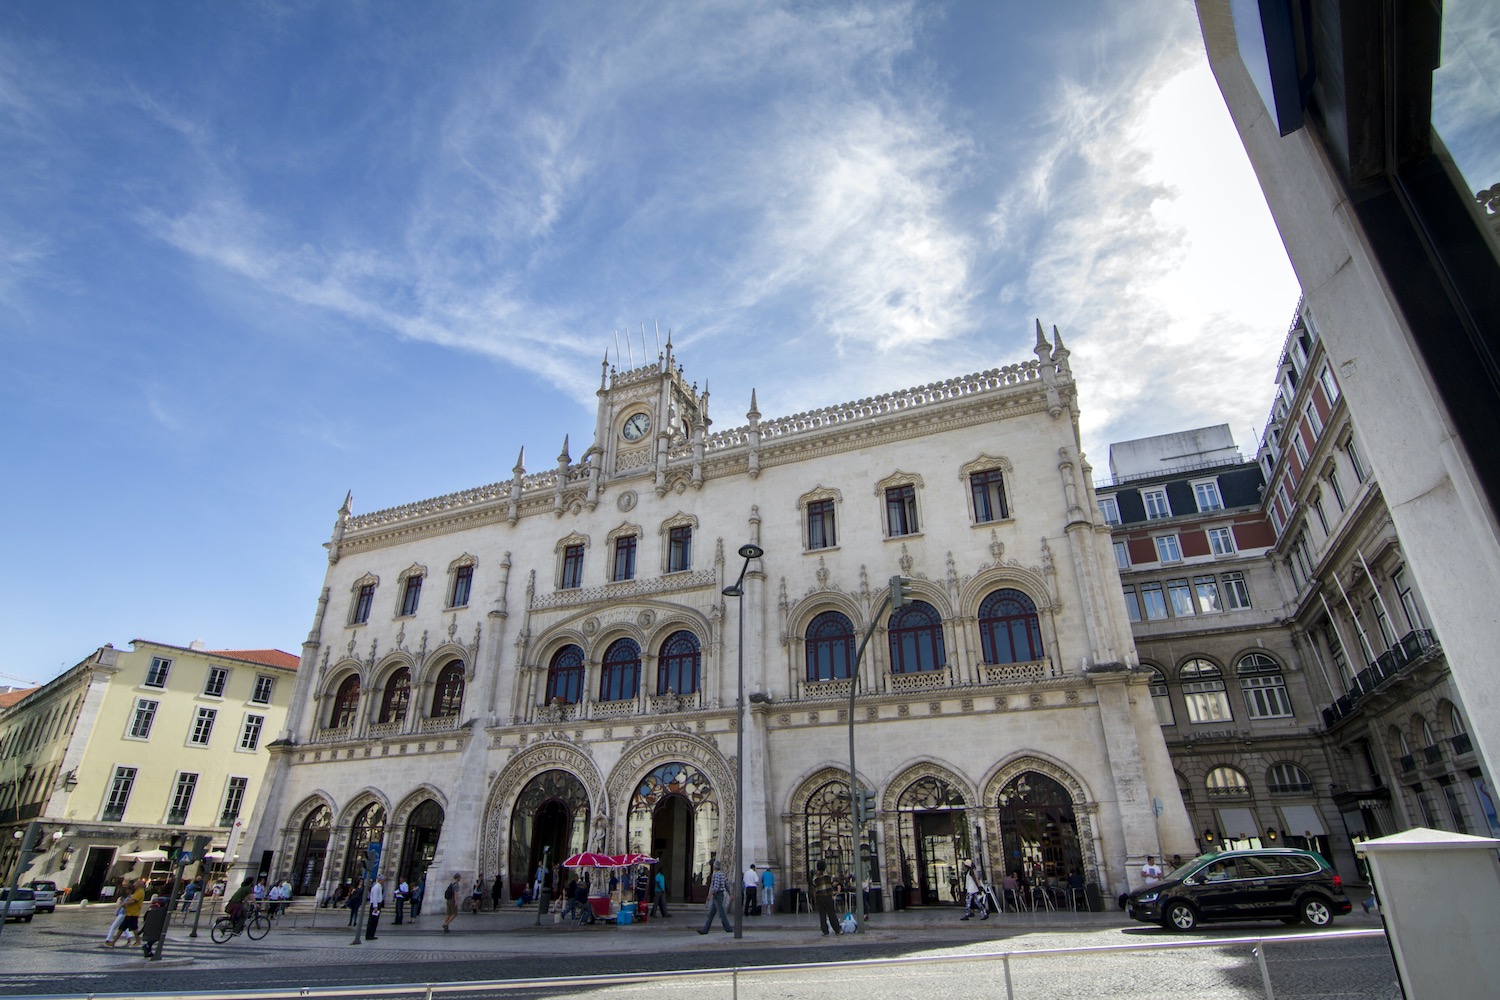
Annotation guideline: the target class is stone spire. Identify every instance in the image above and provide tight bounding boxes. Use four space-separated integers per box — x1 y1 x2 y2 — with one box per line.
1051 325 1071 374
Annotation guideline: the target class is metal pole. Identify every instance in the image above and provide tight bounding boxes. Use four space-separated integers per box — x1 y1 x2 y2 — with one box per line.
847 589 893 933
534 846 550 926
188 870 209 937
1254 941 1276 1000
734 580 745 940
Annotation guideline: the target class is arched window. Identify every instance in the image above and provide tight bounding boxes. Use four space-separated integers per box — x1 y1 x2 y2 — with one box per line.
378 668 411 724
1448 704 1468 735
1237 653 1292 719
1179 659 1231 723
888 600 946 674
657 631 701 695
600 639 641 702
545 645 584 705
1206 766 1251 797
1148 668 1175 726
1419 717 1436 748
431 660 465 718
977 589 1044 664
805 611 855 681
342 802 386 883
1267 762 1314 793
329 676 360 729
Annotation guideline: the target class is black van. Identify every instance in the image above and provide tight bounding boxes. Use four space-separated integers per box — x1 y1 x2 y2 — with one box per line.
1125 848 1352 931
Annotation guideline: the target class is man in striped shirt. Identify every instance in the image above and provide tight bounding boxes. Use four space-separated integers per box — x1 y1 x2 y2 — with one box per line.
697 860 733 934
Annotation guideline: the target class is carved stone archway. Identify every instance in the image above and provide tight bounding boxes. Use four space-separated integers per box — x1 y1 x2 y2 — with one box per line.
979 755 1101 884
482 739 605 895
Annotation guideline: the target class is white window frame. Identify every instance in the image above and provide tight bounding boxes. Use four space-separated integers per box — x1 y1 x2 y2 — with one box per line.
220 776 249 827
1140 583 1168 620
1122 587 1142 622
144 656 172 689
1149 670 1175 726
1113 541 1130 570
251 675 275 705
1207 526 1235 556
1166 578 1196 617
167 771 198 823
1097 496 1121 525
1142 489 1172 520
189 707 217 747
1192 479 1224 512
1292 429 1311 466
127 699 158 740
103 765 137 821
1194 575 1223 613
204 666 228 699
239 714 265 752
1222 572 1252 610
1154 534 1183 563
1318 364 1340 405
1305 402 1324 436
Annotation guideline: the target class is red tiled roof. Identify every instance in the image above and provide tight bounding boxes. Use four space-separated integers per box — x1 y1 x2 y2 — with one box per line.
208 649 300 671
0 687 41 709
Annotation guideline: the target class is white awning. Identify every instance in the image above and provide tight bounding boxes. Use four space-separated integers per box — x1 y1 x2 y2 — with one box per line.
1216 807 1260 839
1279 805 1328 837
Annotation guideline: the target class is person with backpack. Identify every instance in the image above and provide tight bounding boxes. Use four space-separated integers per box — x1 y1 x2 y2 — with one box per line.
442 873 460 932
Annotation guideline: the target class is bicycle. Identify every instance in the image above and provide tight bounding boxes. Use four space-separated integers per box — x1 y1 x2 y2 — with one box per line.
211 904 270 943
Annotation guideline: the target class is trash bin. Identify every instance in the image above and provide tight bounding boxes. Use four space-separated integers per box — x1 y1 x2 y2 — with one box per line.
866 887 883 913
892 885 907 910
1083 882 1104 913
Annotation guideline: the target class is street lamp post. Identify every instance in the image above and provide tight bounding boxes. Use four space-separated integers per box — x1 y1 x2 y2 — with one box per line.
722 542 764 942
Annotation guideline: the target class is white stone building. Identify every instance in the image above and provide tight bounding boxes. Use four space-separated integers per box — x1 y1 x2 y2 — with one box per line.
250 327 1195 908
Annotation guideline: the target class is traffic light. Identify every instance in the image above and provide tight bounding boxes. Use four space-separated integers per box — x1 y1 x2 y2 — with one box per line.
189 836 212 862
889 576 914 610
854 788 877 826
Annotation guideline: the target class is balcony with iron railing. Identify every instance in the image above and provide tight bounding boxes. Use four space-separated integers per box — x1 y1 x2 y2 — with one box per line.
219 810 240 828
167 808 189 825
102 805 126 822
1321 629 1440 728
1452 732 1474 756
1399 755 1416 774
1422 743 1445 766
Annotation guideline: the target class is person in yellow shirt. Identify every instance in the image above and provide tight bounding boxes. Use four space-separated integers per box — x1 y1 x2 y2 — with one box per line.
106 881 147 946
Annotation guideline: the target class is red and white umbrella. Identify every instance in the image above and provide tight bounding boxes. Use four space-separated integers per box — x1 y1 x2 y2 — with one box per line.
612 853 658 867
562 852 618 868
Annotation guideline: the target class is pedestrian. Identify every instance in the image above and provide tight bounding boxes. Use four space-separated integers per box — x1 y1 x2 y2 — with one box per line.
178 876 199 912
811 860 841 936
959 860 988 921
651 867 670 918
394 876 409 924
365 877 384 940
330 881 348 910
743 864 760 915
1140 855 1164 882
102 884 128 946
266 880 285 918
470 877 484 912
410 877 424 918
441 873 460 932
760 865 775 914
491 872 505 910
697 859 733 934
346 878 365 927
140 896 169 958
106 880 147 947
634 866 651 914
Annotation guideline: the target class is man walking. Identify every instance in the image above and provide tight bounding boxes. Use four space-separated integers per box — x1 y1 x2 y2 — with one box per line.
697 860 733 934
651 866 670 918
812 860 841 936
443 873 460 933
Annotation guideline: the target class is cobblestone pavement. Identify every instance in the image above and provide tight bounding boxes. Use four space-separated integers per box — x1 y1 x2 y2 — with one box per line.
0 901 1397 999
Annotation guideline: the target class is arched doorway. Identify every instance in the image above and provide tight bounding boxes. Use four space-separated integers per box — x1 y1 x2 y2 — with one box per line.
291 804 331 896
803 780 854 881
342 803 386 884
506 770 590 898
400 799 444 893
896 775 971 905
627 762 720 903
995 771 1082 882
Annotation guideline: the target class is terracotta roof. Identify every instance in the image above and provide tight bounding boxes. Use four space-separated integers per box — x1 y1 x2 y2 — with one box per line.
0 687 41 709
208 649 300 671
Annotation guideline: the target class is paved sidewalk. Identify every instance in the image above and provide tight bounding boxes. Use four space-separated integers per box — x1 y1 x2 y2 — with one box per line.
0 899 1386 977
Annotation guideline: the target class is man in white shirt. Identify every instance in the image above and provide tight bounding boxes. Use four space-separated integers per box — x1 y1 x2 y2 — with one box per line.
365 877 385 941
1140 856 1164 882
743 864 759 915
394 877 409 924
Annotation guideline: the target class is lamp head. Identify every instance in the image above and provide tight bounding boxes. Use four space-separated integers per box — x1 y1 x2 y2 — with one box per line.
721 585 743 597
738 544 764 559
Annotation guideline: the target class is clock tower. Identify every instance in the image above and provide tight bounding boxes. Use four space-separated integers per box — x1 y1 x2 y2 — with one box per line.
586 332 711 498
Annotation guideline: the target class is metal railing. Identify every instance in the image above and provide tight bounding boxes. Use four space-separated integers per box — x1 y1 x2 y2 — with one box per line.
9 927 1390 1000
1322 629 1439 728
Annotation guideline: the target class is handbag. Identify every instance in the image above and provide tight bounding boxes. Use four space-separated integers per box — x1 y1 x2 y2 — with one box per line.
840 912 857 933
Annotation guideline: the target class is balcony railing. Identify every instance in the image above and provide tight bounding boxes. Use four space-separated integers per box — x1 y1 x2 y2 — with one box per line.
102 805 126 822
219 811 240 828
167 809 189 825
1452 732 1474 756
1422 743 1445 765
1321 629 1439 728
1399 754 1416 774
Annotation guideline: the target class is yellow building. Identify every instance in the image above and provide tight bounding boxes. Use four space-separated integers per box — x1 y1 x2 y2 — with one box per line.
0 640 296 899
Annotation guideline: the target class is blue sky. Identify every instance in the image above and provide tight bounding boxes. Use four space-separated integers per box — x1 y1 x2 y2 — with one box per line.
1 1 1316 681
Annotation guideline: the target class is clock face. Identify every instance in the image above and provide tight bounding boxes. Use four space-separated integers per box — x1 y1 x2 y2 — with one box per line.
622 412 651 441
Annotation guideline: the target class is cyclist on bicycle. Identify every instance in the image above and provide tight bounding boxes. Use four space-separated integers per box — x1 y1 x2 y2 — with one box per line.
225 877 255 928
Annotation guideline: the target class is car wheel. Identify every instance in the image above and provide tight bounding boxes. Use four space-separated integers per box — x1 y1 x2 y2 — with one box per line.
1299 896 1334 927
1164 901 1198 932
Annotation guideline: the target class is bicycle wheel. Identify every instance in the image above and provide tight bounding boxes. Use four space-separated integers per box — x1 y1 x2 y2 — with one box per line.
210 917 234 944
246 913 270 940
